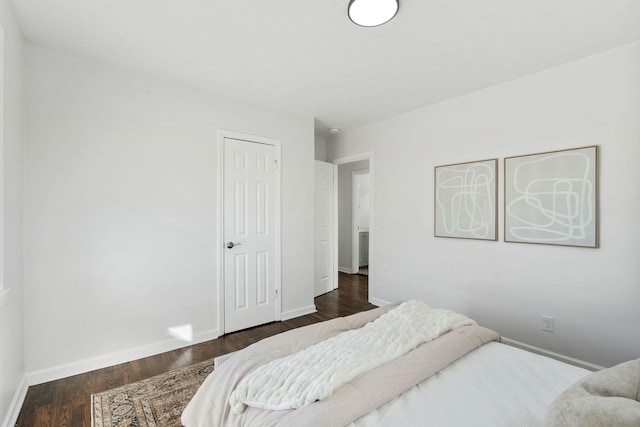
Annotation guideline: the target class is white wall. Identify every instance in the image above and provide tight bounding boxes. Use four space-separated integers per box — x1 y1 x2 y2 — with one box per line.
356 173 370 231
337 160 369 272
314 136 327 161
328 41 640 368
23 43 315 381
0 0 25 425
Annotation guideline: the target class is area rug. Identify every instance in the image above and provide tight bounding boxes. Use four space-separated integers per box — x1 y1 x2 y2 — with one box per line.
91 358 214 427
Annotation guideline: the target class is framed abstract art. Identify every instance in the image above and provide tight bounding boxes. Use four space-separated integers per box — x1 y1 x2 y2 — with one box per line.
434 159 498 241
504 146 599 248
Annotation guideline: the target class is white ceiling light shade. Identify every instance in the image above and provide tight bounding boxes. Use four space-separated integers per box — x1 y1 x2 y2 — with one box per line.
348 0 399 27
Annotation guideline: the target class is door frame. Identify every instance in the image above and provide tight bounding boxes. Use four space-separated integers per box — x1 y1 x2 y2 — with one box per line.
217 129 282 335
331 152 374 283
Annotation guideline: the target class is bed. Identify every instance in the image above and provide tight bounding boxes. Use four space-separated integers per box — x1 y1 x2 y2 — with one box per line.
181 302 639 427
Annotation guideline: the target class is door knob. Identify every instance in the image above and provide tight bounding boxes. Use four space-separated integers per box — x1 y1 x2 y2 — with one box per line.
226 241 242 249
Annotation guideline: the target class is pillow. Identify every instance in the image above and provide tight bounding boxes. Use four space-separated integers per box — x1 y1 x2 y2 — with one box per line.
544 357 640 427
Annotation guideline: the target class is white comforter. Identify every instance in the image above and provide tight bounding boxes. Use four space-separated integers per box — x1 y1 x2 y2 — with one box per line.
229 300 475 413
182 304 500 427
350 342 590 427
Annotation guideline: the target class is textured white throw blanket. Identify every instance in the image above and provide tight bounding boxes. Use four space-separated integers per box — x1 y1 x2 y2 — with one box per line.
229 300 476 413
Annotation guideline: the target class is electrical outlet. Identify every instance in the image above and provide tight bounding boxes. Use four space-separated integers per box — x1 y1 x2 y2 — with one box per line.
542 315 554 333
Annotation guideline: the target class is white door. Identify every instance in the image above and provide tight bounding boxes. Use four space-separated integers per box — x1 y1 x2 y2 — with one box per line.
224 137 278 333
314 161 336 296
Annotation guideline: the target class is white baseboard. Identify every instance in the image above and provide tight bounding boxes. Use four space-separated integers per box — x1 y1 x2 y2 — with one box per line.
281 305 316 321
2 375 28 427
338 266 354 274
26 328 220 386
369 296 392 307
502 337 604 371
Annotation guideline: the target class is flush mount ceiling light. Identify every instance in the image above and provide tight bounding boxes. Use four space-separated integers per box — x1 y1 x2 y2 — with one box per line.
348 0 399 27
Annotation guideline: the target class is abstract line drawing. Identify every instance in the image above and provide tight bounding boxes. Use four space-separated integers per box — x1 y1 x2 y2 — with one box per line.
504 146 598 248
434 159 497 240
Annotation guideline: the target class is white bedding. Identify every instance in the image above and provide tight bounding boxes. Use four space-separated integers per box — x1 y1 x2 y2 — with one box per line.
183 305 500 427
229 300 475 413
350 342 590 427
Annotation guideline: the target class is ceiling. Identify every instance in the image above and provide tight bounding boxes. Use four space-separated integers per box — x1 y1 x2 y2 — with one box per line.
11 0 640 137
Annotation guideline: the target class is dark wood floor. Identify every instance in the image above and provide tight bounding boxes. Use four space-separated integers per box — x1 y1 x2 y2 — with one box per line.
16 273 373 427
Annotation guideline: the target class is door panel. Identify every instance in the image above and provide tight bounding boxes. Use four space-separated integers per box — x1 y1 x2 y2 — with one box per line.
224 137 277 333
234 253 248 310
314 161 335 296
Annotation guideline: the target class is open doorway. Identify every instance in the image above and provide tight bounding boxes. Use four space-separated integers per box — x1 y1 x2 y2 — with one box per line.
352 169 370 276
332 154 373 306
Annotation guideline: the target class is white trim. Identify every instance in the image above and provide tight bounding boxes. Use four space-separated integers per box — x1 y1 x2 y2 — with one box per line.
26 328 219 385
369 296 392 307
331 152 375 166
332 165 339 290
337 266 352 274
281 304 317 321
502 337 604 371
217 129 282 335
0 26 5 301
216 131 225 338
1 376 28 427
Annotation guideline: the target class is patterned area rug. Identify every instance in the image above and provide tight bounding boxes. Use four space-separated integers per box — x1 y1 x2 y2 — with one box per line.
92 358 214 427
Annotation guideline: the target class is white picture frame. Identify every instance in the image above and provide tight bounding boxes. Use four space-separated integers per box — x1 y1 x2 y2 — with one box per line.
504 146 599 248
434 159 498 241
